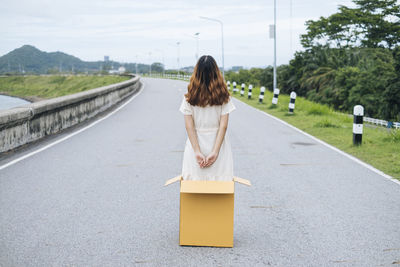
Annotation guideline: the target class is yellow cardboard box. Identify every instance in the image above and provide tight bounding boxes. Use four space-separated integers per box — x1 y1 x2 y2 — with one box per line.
164 175 251 247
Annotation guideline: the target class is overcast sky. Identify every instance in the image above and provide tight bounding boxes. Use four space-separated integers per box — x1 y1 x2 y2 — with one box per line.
0 0 356 69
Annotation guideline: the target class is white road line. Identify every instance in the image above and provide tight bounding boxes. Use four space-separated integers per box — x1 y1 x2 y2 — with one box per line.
0 82 145 171
233 98 400 187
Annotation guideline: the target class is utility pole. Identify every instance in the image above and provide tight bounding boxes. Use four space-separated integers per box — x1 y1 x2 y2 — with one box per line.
199 16 225 79
195 32 200 61
290 0 293 56
273 0 277 92
185 33 200 61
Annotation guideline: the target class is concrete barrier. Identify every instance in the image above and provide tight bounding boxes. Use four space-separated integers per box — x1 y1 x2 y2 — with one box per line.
0 74 141 153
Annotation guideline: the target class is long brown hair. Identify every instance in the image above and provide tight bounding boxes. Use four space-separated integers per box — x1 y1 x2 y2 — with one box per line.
185 55 230 107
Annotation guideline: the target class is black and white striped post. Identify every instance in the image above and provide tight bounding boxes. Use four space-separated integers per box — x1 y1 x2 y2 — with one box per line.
353 105 364 146
259 86 266 103
233 82 237 94
288 91 296 113
227 81 231 91
272 88 280 104
248 84 253 99
240 83 245 96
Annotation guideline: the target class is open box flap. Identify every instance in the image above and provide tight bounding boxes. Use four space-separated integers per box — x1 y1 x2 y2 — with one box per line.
164 175 182 186
233 176 251 186
180 180 234 194
165 175 251 187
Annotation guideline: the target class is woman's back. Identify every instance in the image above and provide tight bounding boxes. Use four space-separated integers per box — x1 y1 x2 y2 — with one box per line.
180 55 235 181
180 96 235 131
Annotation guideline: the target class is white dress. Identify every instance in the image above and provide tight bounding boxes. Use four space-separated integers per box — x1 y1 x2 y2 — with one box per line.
179 95 236 181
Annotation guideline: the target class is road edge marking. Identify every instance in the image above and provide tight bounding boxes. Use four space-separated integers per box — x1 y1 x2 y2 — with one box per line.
0 82 145 171
232 98 400 187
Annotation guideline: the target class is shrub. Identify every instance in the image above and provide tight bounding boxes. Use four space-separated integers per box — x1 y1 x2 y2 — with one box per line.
314 118 340 128
307 103 331 115
384 129 400 143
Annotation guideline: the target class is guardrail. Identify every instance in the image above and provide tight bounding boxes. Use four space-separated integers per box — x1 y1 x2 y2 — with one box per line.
144 73 190 81
344 113 399 129
363 116 400 129
0 74 141 154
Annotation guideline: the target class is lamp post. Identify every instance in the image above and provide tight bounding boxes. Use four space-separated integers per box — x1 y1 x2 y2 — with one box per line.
148 52 152 76
177 42 180 77
185 33 200 61
273 0 277 92
199 16 225 79
290 0 293 55
194 32 200 61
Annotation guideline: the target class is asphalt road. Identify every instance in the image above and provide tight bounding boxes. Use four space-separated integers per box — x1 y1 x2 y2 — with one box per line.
1 78 399 266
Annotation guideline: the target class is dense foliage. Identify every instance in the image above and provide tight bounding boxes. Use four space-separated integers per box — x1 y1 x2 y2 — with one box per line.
301 0 400 49
226 0 400 120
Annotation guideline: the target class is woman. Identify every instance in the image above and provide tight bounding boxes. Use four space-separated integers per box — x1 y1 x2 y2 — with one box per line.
179 55 236 181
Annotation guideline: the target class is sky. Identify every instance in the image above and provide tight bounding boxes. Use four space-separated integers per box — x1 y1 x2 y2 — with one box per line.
0 0 356 69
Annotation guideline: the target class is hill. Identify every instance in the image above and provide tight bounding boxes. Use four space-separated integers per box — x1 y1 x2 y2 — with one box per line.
0 45 153 74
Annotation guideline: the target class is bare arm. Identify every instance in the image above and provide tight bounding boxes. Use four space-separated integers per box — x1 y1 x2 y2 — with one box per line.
184 115 206 167
204 114 229 167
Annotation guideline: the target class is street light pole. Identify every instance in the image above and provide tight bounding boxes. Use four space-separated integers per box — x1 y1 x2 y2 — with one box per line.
194 32 200 61
184 33 200 61
161 52 165 76
177 42 180 77
290 0 293 55
149 52 152 76
273 0 277 92
199 16 225 79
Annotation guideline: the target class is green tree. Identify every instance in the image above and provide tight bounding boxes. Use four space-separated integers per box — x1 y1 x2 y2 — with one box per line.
301 0 400 49
381 46 400 120
334 66 360 111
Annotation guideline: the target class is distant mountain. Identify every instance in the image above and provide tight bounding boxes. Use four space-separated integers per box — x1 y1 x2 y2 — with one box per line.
0 45 157 74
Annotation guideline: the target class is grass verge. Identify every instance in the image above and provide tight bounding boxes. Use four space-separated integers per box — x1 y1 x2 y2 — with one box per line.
231 86 400 180
0 75 131 101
